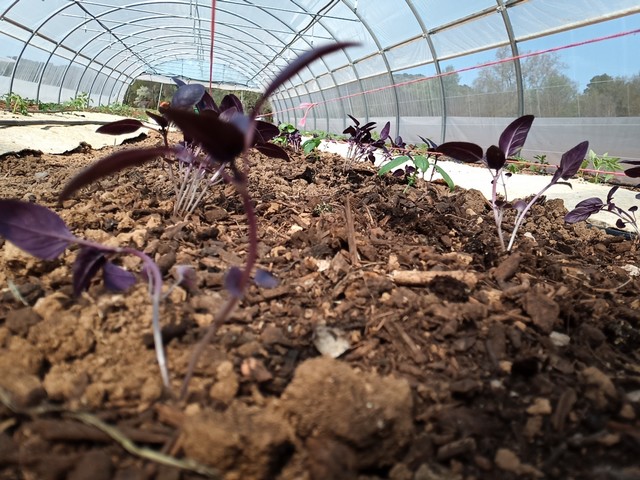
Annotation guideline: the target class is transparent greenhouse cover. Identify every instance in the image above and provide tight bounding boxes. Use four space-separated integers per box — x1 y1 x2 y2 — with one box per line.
1 0 639 163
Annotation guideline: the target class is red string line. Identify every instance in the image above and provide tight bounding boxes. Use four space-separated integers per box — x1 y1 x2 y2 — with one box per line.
258 28 640 119
209 0 217 94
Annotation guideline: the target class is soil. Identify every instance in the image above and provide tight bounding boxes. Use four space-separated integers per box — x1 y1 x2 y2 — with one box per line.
0 131 639 480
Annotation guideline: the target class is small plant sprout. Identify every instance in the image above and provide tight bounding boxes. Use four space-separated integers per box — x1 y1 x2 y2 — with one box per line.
436 115 535 250
505 140 589 251
95 84 286 218
0 199 173 388
58 42 356 398
582 149 622 183
275 122 302 151
343 115 391 165
378 136 454 192
565 186 639 240
436 115 589 252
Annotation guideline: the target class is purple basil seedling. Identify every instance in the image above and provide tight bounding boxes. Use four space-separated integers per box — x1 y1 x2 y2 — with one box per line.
59 42 356 398
436 115 534 251
0 199 172 388
96 84 286 218
437 115 588 252
504 140 588 250
343 115 391 166
565 185 639 240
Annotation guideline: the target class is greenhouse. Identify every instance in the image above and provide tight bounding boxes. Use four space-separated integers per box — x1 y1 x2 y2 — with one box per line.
1 0 639 161
1 2 640 480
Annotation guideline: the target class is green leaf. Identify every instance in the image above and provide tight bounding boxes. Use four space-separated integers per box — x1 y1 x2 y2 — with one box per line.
302 138 321 154
434 165 455 191
378 155 411 176
413 155 430 173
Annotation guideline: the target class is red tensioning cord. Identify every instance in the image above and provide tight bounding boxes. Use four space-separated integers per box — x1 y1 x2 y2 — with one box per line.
209 0 217 93
258 28 640 119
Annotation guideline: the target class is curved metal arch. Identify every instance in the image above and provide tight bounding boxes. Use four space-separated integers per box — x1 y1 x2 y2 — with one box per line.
86 36 269 104
76 10 304 101
78 0 298 80
55 0 293 103
110 43 275 106
278 0 362 132
239 0 342 133
7 1 99 98
496 0 524 116
68 27 280 105
87 43 264 105
339 2 402 137
404 0 448 143
63 16 283 103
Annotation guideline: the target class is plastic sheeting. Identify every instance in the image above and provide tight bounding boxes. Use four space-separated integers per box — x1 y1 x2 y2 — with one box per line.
1 1 639 162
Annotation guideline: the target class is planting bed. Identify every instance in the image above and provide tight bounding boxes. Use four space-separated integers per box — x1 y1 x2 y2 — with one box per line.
1 131 639 480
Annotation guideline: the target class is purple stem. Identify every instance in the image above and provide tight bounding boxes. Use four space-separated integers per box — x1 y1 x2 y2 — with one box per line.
179 167 258 400
72 237 170 388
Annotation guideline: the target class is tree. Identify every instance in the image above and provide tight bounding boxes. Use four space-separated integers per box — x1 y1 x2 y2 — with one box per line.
473 47 578 117
579 73 638 116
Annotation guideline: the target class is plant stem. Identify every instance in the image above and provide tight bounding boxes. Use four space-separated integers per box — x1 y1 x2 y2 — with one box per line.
179 167 258 400
506 183 552 252
490 171 506 250
74 238 170 389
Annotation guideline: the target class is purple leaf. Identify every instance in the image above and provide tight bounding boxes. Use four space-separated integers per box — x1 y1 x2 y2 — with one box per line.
437 142 483 163
73 247 106 296
485 145 506 171
564 197 604 223
146 110 168 129
254 121 280 143
616 219 626 229
224 266 243 298
255 142 289 160
347 114 360 126
173 265 197 291
606 186 619 204
552 141 589 183
512 200 527 213
379 121 391 140
0 199 76 260
60 146 170 200
254 42 357 116
624 166 640 178
499 115 534 157
162 108 244 163
419 136 438 150
103 261 137 292
197 91 218 112
96 119 144 135
171 84 206 110
220 94 244 114
254 268 279 289
172 76 187 87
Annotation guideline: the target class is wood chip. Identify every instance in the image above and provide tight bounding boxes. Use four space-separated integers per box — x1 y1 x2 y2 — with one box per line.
493 253 522 283
391 270 478 289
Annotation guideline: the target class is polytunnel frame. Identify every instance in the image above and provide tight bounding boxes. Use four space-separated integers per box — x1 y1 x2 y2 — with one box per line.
275 0 528 143
243 0 353 133
50 2 289 105
64 0 348 115
43 22 270 104
4 0 637 140
3 0 333 108
103 0 350 119
4 1 156 103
